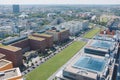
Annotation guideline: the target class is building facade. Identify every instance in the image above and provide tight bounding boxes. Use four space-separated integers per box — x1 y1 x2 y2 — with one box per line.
32 33 53 48
13 5 20 13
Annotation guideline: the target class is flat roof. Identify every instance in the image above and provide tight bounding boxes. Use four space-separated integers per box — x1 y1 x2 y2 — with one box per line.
0 53 5 59
0 59 12 68
86 40 114 50
33 33 52 37
46 29 67 33
23 51 36 57
98 34 114 37
64 54 107 73
0 68 22 80
2 36 27 45
94 34 114 41
73 56 106 72
91 40 113 49
28 36 45 41
11 38 29 45
0 45 21 52
63 54 108 79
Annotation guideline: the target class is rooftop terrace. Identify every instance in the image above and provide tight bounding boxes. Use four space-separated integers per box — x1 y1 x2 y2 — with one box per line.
0 59 12 68
0 53 5 59
46 29 67 33
0 68 22 80
28 36 45 41
0 45 21 52
33 33 52 37
73 56 106 72
85 40 115 56
91 40 113 49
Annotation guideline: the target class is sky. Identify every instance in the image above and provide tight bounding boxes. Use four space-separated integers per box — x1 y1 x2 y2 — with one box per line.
0 0 120 5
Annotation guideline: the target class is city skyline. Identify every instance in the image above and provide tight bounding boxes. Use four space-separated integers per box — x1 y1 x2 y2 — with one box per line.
0 0 120 5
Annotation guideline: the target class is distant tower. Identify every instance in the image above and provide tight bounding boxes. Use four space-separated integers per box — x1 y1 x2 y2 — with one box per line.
13 5 20 13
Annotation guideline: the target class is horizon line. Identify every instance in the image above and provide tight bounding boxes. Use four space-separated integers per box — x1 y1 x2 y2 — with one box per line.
0 4 120 5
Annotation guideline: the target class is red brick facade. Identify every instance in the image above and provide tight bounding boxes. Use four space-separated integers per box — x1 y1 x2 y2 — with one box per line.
0 48 22 67
11 39 30 53
58 30 69 42
46 29 69 43
100 30 115 35
32 34 53 48
29 38 46 52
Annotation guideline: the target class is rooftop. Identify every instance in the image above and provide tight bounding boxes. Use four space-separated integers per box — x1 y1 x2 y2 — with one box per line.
94 34 114 41
73 56 106 72
2 36 27 45
63 54 109 80
0 45 21 52
0 68 22 80
46 29 67 33
84 40 116 56
0 53 5 59
33 33 52 37
0 59 12 68
23 51 36 57
87 40 114 50
28 36 45 41
91 40 113 49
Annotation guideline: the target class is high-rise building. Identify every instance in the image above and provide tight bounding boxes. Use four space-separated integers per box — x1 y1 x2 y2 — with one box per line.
13 5 20 13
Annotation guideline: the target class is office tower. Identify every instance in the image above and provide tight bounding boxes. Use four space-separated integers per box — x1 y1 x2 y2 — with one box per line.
13 5 20 13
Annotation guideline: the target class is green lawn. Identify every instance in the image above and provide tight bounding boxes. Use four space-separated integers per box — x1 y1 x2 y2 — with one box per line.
83 28 100 39
25 41 86 80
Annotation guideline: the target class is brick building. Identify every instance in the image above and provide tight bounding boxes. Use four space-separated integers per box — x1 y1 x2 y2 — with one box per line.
100 29 115 35
28 36 46 52
32 33 53 48
11 39 30 53
46 29 69 43
0 33 54 67
0 45 22 67
58 29 69 42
